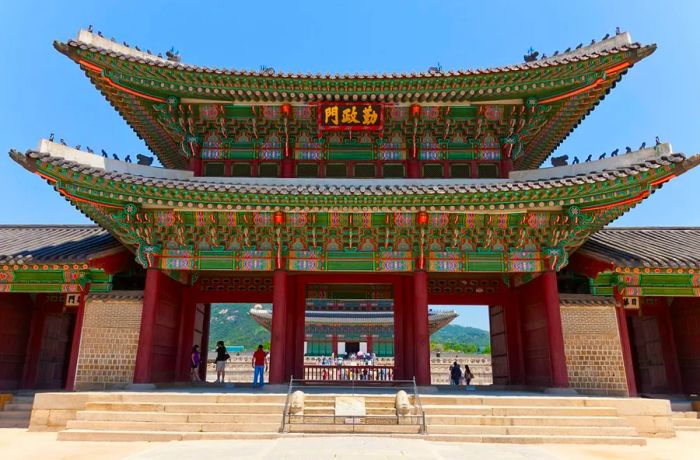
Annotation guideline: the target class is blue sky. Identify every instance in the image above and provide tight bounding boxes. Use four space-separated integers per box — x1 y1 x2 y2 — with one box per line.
2 1 699 330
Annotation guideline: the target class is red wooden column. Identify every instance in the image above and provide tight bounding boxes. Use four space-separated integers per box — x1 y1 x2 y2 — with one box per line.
615 307 638 396
392 277 405 380
64 285 91 390
198 303 211 381
413 270 431 385
175 287 197 382
503 289 524 385
366 335 373 354
134 269 161 383
542 271 569 387
269 270 288 384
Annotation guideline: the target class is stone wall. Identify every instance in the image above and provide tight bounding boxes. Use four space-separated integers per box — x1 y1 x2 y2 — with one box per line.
74 292 143 390
560 296 629 396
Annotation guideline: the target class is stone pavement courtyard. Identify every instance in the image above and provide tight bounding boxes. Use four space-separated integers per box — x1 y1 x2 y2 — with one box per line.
1 428 699 460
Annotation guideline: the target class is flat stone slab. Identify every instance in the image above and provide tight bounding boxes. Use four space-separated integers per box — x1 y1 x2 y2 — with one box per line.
335 397 366 417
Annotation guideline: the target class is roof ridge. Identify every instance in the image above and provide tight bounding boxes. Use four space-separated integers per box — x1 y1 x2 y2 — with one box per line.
60 29 651 79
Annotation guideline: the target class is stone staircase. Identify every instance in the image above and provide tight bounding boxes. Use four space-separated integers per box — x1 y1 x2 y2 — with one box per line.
0 393 34 428
420 396 646 445
286 395 422 434
672 401 700 432
58 393 286 441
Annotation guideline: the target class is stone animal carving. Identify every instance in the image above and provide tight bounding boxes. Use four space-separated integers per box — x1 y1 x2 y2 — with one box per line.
290 390 305 415
395 390 413 416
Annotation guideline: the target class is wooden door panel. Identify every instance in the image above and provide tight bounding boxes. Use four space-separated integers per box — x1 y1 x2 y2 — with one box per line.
630 316 668 394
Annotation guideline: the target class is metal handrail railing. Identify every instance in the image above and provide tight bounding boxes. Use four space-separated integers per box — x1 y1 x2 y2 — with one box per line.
280 374 294 433
411 376 427 434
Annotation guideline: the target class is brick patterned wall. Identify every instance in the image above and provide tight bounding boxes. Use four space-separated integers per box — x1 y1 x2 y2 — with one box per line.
560 304 629 396
74 292 143 390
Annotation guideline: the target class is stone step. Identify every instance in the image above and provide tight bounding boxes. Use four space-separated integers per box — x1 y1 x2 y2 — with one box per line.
672 411 699 419
0 420 30 428
366 408 397 416
66 420 280 433
286 424 421 434
76 411 281 424
3 403 32 411
9 397 34 404
0 411 32 420
84 402 284 414
302 407 335 415
422 405 618 417
426 415 629 427
57 429 279 442
428 424 638 436
114 394 287 404
674 418 700 427
424 434 645 446
419 396 591 407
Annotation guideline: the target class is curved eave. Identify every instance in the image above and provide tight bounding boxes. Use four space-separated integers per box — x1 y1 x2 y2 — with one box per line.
249 309 457 334
54 30 655 170
10 141 694 212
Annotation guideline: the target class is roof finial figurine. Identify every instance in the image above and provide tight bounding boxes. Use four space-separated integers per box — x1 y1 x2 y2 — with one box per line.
551 155 568 167
122 41 129 47
59 138 67 146
125 155 132 163
112 153 119 161
524 47 539 62
87 24 93 32
640 141 646 150
135 45 141 51
572 156 580 164
428 62 442 74
603 33 610 40
598 152 606 160
610 148 619 157
97 31 103 37
575 43 583 50
166 47 181 63
564 47 572 53
655 136 661 145
48 133 54 142
75 144 81 150
585 154 592 162
552 50 559 56
86 146 94 153
136 154 154 166
625 146 632 153
590 38 596 45
101 149 108 158
616 27 621 35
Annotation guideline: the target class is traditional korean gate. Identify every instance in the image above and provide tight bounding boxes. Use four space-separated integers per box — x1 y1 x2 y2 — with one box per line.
629 316 668 394
35 313 74 389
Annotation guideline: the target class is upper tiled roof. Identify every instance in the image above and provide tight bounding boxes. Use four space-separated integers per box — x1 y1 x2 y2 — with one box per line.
578 227 700 269
0 225 122 265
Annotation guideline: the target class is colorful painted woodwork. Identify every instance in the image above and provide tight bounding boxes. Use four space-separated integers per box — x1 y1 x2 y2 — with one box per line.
53 30 653 173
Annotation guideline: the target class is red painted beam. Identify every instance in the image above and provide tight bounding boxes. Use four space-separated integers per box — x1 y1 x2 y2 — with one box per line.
568 252 615 279
88 249 136 274
189 290 273 304
198 304 211 381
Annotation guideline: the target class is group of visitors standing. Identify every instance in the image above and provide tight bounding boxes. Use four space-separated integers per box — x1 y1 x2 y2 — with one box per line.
449 361 474 386
188 341 268 387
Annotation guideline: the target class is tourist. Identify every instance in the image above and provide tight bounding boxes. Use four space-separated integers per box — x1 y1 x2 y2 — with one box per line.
463 363 473 386
252 344 268 388
190 345 201 382
449 361 462 386
215 340 230 383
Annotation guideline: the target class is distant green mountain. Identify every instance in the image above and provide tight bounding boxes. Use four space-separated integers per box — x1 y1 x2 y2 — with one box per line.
208 304 490 353
431 324 490 346
208 304 270 351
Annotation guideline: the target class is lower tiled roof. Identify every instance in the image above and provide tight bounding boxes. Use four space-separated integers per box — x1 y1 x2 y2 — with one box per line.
0 225 122 265
578 227 700 269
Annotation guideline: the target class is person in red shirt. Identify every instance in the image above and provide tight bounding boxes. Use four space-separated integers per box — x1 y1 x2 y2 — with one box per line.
252 344 268 388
